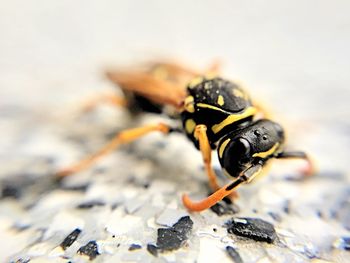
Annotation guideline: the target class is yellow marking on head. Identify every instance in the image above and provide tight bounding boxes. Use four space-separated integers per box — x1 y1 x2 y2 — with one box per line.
219 138 231 158
252 143 280 159
211 107 257 134
184 96 195 113
188 76 203 88
196 103 228 113
217 95 224 106
233 88 248 100
185 119 196 134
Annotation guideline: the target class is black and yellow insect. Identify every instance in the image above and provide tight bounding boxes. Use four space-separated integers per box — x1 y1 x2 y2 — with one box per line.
56 61 313 212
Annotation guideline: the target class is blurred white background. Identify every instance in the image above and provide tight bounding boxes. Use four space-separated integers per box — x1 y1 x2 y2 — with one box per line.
0 0 349 171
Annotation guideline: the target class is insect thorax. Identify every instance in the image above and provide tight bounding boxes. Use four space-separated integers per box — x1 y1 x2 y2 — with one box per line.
181 77 256 149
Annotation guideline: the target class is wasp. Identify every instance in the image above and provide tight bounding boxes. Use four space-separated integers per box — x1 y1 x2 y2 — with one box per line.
56 61 313 212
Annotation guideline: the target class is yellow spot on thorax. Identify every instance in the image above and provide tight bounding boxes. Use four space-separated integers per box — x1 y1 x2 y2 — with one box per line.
233 88 248 100
185 119 196 134
188 77 203 88
219 138 231 158
252 143 280 159
184 96 195 113
217 95 224 106
211 107 257 134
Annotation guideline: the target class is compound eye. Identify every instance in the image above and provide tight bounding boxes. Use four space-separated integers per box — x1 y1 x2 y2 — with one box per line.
220 137 251 178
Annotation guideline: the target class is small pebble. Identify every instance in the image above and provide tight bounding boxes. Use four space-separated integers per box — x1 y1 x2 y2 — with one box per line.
172 216 193 235
156 216 193 251
128 244 142 251
77 200 105 209
146 216 193 255
334 236 350 251
226 217 277 243
60 228 82 250
147 244 158 257
226 246 243 263
1 184 21 199
210 202 239 216
268 212 282 222
283 200 291 214
13 258 30 263
60 183 89 192
77 241 100 260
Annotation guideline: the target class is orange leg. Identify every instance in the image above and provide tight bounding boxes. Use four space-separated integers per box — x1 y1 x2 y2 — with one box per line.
55 123 170 177
183 164 263 212
194 124 238 199
302 156 316 176
194 125 221 191
275 151 316 177
80 93 127 113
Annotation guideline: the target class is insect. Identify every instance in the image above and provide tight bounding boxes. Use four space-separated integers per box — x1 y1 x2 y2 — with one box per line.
55 61 313 212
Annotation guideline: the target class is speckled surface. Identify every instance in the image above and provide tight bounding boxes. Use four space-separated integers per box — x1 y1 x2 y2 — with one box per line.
1 1 350 262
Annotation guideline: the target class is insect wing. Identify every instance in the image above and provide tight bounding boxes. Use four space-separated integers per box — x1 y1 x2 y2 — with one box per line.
106 70 186 108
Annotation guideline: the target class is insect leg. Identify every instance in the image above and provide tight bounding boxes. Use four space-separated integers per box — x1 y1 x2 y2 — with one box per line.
194 124 221 192
55 123 171 177
275 151 315 176
182 164 263 212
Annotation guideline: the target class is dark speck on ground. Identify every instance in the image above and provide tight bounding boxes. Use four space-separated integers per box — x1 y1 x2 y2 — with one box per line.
12 258 30 263
77 200 106 209
147 216 193 255
226 217 277 244
60 228 82 250
77 240 100 260
335 236 350 251
210 201 239 216
60 183 89 192
147 244 158 257
172 216 193 235
283 200 291 214
226 246 243 263
128 244 142 251
268 211 282 222
157 216 193 251
1 184 21 199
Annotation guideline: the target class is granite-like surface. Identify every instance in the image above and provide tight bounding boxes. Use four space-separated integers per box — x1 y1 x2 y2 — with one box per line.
1 104 349 262
1 1 350 262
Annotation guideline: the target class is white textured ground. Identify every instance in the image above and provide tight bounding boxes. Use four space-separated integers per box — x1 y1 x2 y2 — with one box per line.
0 1 349 262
